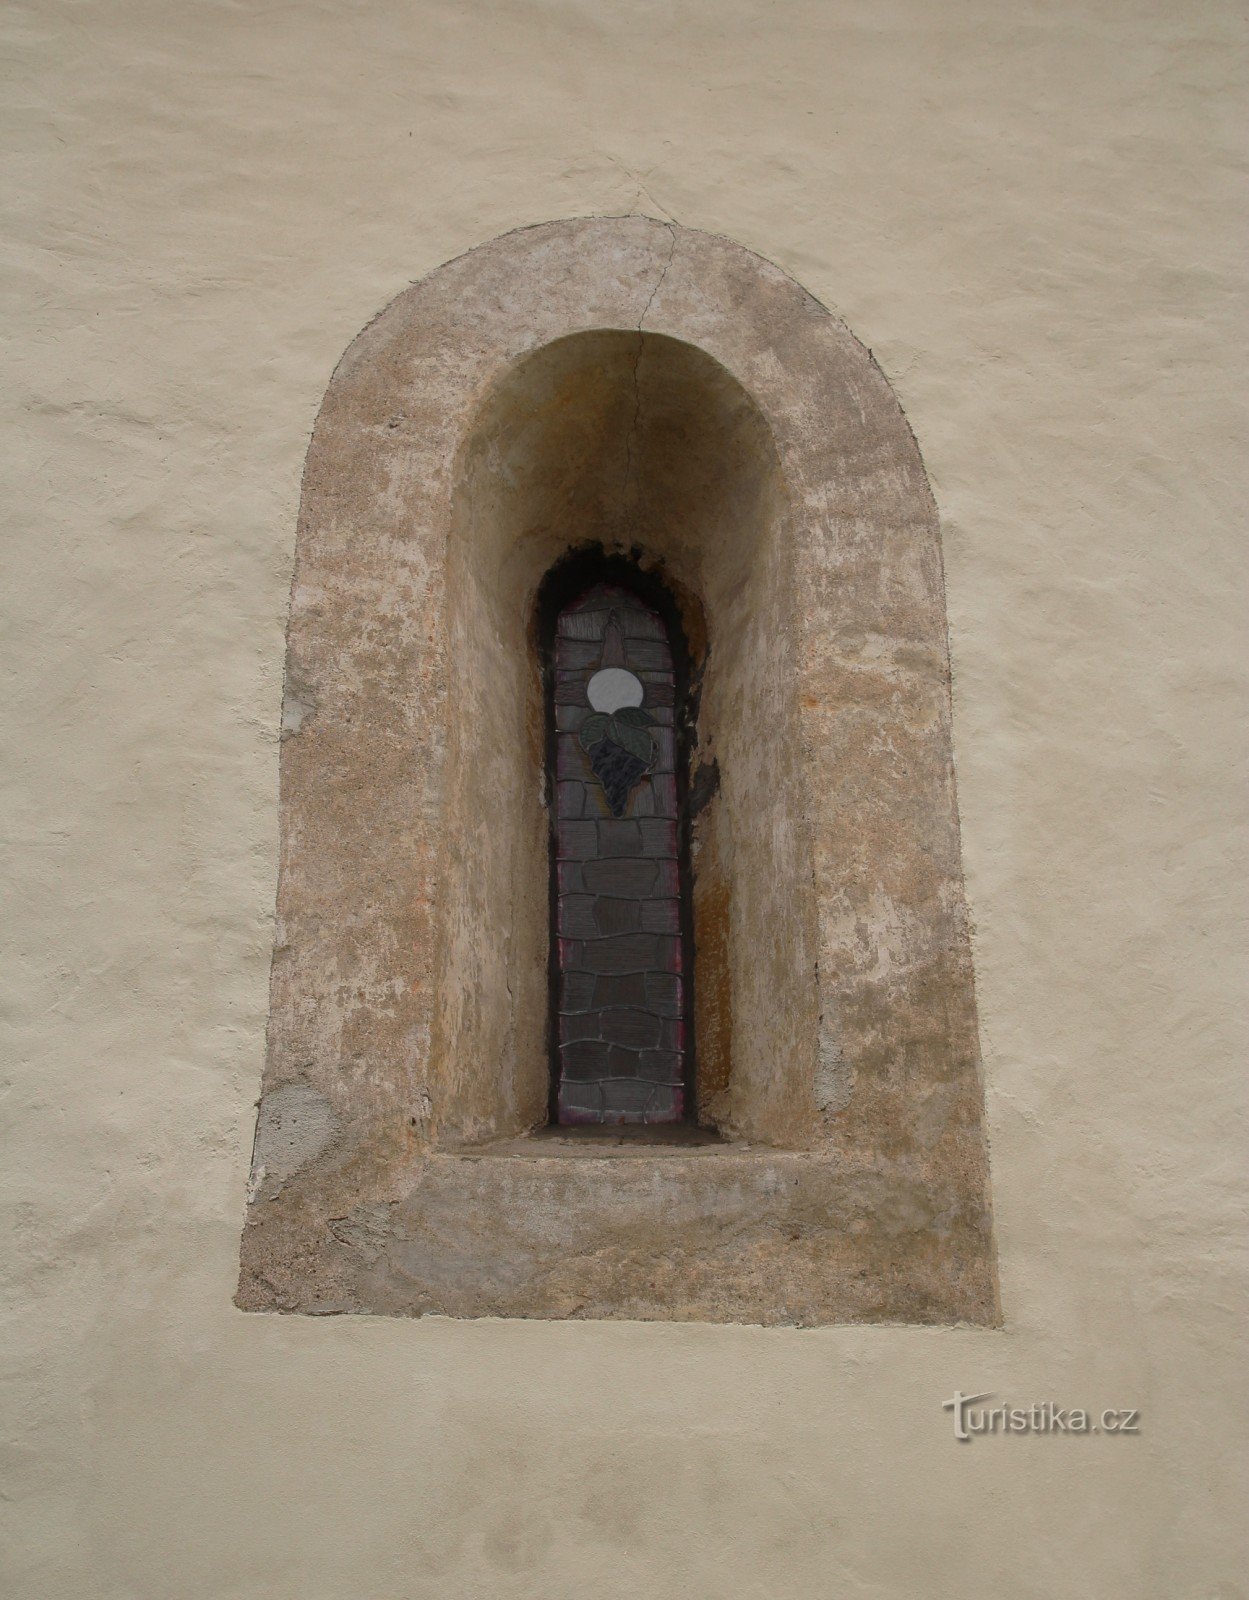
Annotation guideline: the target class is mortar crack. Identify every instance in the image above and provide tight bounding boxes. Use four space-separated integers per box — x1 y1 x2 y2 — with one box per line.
623 223 678 511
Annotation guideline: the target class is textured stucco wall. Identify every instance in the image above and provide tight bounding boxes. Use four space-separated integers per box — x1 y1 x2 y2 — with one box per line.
3 2 1245 1596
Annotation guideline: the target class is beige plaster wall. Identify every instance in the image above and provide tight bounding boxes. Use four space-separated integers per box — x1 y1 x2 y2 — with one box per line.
3 1 1244 1594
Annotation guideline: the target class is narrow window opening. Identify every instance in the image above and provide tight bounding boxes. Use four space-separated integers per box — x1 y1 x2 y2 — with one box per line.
538 551 697 1128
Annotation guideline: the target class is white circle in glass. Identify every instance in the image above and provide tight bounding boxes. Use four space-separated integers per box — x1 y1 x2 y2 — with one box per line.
586 667 644 713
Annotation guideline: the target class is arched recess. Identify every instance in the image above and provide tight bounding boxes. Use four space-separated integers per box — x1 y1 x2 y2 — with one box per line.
238 217 998 1326
435 329 815 1147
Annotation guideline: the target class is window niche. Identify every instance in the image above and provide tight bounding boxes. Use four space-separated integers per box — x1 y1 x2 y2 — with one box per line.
429 325 819 1156
238 217 1000 1325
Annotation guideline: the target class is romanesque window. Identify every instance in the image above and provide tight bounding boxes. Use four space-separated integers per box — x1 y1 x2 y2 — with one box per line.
238 216 999 1326
545 569 691 1125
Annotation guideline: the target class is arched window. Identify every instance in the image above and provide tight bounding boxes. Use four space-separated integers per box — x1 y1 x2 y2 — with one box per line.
238 217 999 1326
542 561 693 1126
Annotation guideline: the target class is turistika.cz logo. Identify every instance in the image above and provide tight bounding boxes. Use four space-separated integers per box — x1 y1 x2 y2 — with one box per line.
942 1392 1141 1442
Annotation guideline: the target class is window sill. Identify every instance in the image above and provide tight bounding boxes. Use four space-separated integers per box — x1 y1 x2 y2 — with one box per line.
461 1123 737 1159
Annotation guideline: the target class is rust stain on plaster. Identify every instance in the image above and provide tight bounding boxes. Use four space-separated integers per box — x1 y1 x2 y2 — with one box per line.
694 875 732 1104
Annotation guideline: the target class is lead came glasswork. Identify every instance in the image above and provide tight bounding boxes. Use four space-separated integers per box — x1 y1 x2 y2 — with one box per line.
552 582 685 1124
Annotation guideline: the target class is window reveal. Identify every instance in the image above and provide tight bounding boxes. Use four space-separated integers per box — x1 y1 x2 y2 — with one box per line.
552 583 687 1125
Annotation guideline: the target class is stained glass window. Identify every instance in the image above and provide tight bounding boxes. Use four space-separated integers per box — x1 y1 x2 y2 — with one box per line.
551 581 687 1125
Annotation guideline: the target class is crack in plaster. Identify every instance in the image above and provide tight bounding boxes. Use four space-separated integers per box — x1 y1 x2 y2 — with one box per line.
622 222 678 508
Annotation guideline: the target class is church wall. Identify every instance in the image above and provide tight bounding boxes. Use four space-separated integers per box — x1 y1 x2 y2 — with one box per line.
3 1 1244 1595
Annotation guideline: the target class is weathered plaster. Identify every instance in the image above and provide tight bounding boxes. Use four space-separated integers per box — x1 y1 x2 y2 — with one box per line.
246 1082 337 1196
237 217 997 1324
5 2 1245 1593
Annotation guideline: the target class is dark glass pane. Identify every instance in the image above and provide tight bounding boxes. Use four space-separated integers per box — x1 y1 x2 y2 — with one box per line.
550 582 687 1125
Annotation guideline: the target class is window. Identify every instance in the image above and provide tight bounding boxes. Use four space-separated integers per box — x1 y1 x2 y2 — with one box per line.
238 217 999 1326
543 564 693 1125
